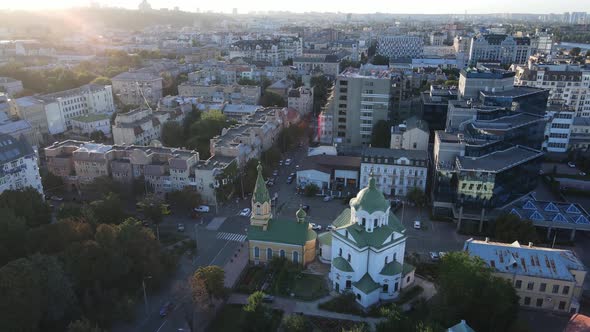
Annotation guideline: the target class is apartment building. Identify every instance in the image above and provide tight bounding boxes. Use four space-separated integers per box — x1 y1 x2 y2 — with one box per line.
111 70 163 106
389 116 430 151
0 111 41 148
287 87 314 115
465 238 586 314
112 108 173 145
543 108 576 152
37 84 115 133
359 147 428 198
0 134 43 196
469 34 531 65
514 62 590 118
229 37 303 66
177 83 261 104
44 140 234 205
9 96 51 139
430 32 446 46
70 113 111 136
333 65 394 146
293 54 341 77
569 117 590 151
377 35 424 60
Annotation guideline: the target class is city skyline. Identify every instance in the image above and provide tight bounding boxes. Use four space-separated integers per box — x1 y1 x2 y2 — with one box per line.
0 0 588 15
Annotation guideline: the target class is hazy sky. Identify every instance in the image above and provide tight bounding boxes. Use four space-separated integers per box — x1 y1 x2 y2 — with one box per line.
1 0 589 14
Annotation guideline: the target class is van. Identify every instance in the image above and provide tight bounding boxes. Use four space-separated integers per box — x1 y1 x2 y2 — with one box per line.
194 205 210 213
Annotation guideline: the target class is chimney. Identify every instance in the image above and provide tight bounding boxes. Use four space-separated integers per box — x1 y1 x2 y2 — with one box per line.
528 242 533 248
485 237 489 243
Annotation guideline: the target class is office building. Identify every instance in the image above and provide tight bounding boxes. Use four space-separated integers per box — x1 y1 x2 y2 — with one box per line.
569 117 590 151
419 85 458 131
360 147 428 198
377 35 424 60
458 67 516 100
293 54 341 77
468 34 531 65
543 108 575 152
465 238 586 314
0 133 43 196
111 71 163 106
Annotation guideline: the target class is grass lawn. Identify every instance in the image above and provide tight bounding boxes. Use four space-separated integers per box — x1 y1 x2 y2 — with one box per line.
207 304 283 332
235 265 267 294
308 316 369 332
288 273 329 301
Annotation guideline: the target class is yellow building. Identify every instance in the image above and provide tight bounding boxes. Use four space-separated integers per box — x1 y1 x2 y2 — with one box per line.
247 163 317 266
465 238 587 314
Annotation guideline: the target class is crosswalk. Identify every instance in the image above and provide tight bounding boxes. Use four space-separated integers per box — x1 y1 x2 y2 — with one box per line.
216 232 247 242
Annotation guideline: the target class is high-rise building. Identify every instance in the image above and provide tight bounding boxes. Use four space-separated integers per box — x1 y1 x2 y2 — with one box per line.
377 35 424 61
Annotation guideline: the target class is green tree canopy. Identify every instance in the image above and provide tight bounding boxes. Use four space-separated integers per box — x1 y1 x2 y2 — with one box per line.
0 208 27 266
67 318 106 332
0 188 51 228
189 265 225 310
371 54 389 65
90 192 127 225
260 91 286 107
243 291 274 332
282 314 309 332
161 121 185 148
494 214 538 244
0 257 43 331
370 120 391 148
167 187 201 212
90 76 112 85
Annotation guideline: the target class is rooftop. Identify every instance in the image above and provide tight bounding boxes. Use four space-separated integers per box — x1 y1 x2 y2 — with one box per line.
456 145 543 173
112 70 161 81
479 86 547 98
0 134 33 165
362 147 429 161
70 113 110 123
353 273 380 294
464 238 586 281
37 84 109 102
503 194 590 228
298 154 361 173
248 219 315 246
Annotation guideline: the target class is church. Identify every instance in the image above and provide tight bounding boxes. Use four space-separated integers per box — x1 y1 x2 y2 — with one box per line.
319 174 415 307
247 163 317 266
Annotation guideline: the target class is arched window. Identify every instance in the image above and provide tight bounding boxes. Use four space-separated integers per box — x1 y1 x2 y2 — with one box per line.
267 248 273 260
385 256 388 264
339 248 342 257
256 203 262 215
361 218 366 226
293 251 299 264
374 219 378 227
280 249 285 258
254 247 260 258
393 253 397 261
347 253 351 263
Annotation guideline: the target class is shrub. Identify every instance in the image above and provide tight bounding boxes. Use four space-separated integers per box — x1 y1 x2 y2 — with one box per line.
318 293 365 316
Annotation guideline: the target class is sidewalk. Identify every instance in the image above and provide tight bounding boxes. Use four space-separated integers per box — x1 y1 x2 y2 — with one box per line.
223 242 249 288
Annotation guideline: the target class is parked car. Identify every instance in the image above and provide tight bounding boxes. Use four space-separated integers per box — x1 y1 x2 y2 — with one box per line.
194 205 210 213
289 172 296 177
50 196 64 201
580 172 587 176
323 195 333 202
286 176 294 184
310 223 322 231
142 220 150 227
429 252 440 261
285 159 292 166
159 301 175 317
568 161 576 168
279 160 284 166
326 225 336 231
272 170 279 176
413 220 421 229
262 294 275 303
302 204 310 212
240 208 251 217
177 223 185 232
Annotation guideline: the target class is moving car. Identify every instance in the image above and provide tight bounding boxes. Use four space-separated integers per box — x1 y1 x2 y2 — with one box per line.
310 223 322 231
323 195 333 202
286 176 294 184
326 225 336 231
272 170 279 176
285 159 292 166
279 160 284 166
413 220 421 229
262 294 275 303
429 252 440 261
194 205 210 213
177 223 185 232
159 301 174 317
50 196 64 201
568 162 576 168
240 208 251 217
302 204 310 212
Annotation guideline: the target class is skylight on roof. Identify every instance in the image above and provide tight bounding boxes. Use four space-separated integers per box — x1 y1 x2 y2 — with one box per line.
522 200 537 210
553 213 567 223
509 209 521 218
544 202 559 212
529 211 545 221
566 204 581 214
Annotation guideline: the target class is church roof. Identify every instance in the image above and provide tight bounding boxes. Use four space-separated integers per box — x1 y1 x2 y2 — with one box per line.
349 175 390 214
332 256 354 272
380 260 403 276
353 273 381 294
317 231 332 246
248 219 315 246
253 162 270 204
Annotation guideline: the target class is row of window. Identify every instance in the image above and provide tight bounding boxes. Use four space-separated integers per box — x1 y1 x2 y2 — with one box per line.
515 280 570 295
253 247 300 263
522 296 567 311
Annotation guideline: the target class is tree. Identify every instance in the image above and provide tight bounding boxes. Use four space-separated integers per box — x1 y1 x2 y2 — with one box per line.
0 209 27 266
435 252 519 332
282 314 309 332
282 58 293 66
161 121 185 147
90 193 126 225
57 203 83 220
0 258 43 331
407 187 426 207
340 59 361 70
304 183 320 197
260 91 286 107
42 171 65 193
91 76 112 85
87 176 120 197
67 318 106 332
0 188 51 228
377 305 436 332
370 120 391 148
189 266 225 310
371 54 389 65
570 47 581 56
27 219 93 255
243 291 273 332
89 130 107 142
238 77 258 86
137 195 169 240
493 214 538 244
167 187 201 212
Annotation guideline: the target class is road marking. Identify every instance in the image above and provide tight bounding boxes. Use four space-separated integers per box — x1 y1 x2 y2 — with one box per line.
209 239 232 266
216 232 247 242
155 319 168 332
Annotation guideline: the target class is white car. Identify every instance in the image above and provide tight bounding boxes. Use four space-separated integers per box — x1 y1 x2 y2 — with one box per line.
568 162 576 168
177 223 185 232
285 159 292 166
194 205 210 213
323 196 333 202
310 223 322 231
429 252 440 261
239 208 251 217
326 225 336 231
413 220 421 229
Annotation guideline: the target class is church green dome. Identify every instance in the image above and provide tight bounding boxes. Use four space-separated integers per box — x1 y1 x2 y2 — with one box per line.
296 207 307 219
350 176 390 214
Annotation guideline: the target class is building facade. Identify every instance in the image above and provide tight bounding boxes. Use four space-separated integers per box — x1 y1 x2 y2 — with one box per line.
0 77 24 96
326 175 415 307
468 34 531 65
178 83 261 105
377 35 424 60
390 117 430 151
111 71 163 106
112 108 169 146
360 147 428 198
0 134 43 196
229 37 303 66
70 113 112 136
287 87 314 115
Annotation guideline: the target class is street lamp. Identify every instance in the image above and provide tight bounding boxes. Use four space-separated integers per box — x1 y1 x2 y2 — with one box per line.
142 276 152 316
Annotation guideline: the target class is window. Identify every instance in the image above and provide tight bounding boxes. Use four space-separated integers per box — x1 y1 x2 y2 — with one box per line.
393 253 397 261
280 250 285 258
394 282 399 291
356 294 361 301
527 282 534 290
361 218 366 226
524 297 531 305
339 248 342 257
346 280 351 289
382 284 389 292
540 283 547 292
563 286 570 295
536 298 543 307
267 248 273 259
406 276 410 283
559 301 566 310
385 256 388 264
254 247 260 258
374 219 377 227
515 280 522 289
552 285 559 294
293 251 299 264
347 254 351 263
